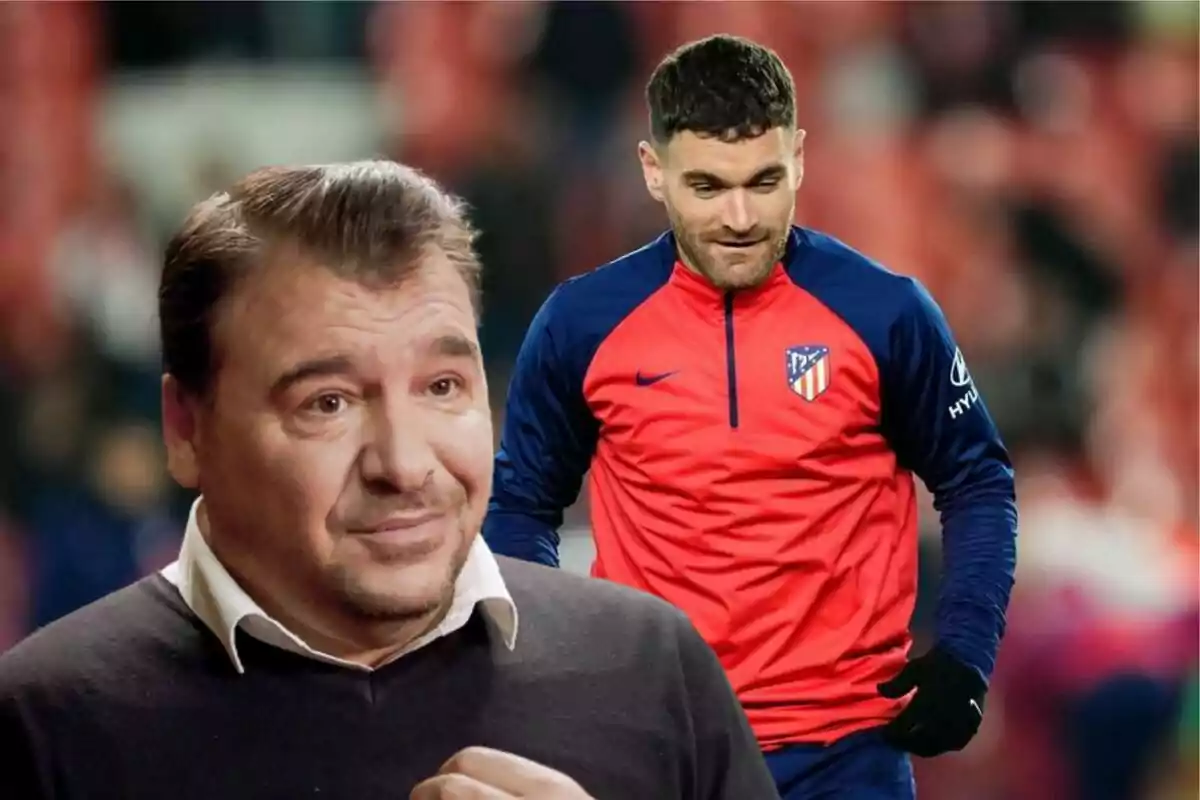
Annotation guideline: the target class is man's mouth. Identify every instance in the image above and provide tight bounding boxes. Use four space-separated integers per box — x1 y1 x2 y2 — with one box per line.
345 512 448 558
347 511 443 534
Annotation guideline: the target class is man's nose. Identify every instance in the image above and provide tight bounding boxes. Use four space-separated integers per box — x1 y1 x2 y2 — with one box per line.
722 189 755 235
359 404 437 493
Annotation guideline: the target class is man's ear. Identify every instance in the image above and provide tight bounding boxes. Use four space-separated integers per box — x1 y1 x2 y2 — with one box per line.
161 374 201 489
638 141 665 204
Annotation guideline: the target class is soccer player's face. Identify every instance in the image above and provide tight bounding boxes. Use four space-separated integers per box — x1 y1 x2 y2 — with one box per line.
641 127 804 290
162 247 493 657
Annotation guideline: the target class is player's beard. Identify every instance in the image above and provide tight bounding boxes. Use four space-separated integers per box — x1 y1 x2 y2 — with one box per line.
668 209 787 291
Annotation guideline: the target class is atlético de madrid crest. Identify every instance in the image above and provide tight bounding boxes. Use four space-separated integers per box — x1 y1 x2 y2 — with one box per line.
786 345 831 401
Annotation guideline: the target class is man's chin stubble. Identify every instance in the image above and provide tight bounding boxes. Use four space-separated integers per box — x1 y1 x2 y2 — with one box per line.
335 574 456 623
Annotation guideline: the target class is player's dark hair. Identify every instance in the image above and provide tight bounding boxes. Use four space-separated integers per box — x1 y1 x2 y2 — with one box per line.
159 160 480 397
646 34 796 144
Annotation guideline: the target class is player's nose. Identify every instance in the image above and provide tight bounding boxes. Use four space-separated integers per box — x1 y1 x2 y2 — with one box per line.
721 189 756 235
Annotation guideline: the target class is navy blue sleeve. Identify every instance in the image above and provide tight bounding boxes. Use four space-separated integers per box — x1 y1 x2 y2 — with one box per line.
483 285 600 567
882 281 1018 682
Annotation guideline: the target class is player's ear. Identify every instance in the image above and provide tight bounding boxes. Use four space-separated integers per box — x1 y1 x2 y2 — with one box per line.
162 373 201 489
793 128 807 190
638 141 665 204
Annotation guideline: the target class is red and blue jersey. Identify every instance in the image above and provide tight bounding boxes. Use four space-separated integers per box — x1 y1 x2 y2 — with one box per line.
483 227 1018 748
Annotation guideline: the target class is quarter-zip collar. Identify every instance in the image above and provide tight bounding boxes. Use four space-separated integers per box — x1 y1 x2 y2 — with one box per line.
650 227 808 313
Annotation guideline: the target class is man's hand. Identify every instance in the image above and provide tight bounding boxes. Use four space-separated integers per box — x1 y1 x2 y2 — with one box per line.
411 746 595 799
877 646 987 758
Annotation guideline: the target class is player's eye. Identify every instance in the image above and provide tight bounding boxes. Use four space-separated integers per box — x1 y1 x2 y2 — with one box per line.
752 179 780 192
692 184 719 198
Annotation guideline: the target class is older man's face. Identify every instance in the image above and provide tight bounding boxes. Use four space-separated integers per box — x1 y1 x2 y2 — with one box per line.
164 247 491 659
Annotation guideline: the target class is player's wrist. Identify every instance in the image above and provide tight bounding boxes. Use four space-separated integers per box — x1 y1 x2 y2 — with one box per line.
919 648 987 730
927 643 988 697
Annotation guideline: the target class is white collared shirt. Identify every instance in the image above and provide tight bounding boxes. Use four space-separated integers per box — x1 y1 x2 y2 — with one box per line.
161 499 518 673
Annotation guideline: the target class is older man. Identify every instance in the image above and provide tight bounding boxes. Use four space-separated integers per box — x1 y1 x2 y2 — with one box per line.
0 161 778 800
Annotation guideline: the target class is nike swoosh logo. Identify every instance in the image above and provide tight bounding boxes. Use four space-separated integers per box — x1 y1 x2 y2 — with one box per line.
635 370 677 387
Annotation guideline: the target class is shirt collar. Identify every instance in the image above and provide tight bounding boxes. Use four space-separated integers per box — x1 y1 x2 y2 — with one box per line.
161 498 518 673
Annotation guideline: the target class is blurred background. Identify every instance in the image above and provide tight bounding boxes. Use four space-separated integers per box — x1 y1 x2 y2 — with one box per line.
0 1 1196 797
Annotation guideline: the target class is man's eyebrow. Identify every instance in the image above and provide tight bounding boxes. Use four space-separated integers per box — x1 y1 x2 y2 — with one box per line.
428 334 480 360
270 355 356 395
269 338 478 394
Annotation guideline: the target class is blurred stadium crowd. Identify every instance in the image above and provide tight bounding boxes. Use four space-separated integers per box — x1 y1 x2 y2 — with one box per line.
0 2 1196 798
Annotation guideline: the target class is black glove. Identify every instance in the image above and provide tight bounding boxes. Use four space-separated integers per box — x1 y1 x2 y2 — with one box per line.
877 645 987 758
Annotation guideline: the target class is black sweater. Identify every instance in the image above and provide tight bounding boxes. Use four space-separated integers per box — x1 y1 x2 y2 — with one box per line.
0 557 778 799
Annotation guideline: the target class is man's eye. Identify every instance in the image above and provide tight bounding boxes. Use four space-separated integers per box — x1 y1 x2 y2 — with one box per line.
753 179 780 192
429 377 463 398
692 184 718 197
305 394 346 415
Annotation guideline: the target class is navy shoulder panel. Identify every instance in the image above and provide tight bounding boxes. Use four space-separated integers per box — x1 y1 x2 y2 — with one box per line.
783 226 1003 478
486 233 676 563
782 226 919 369
540 231 676 379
